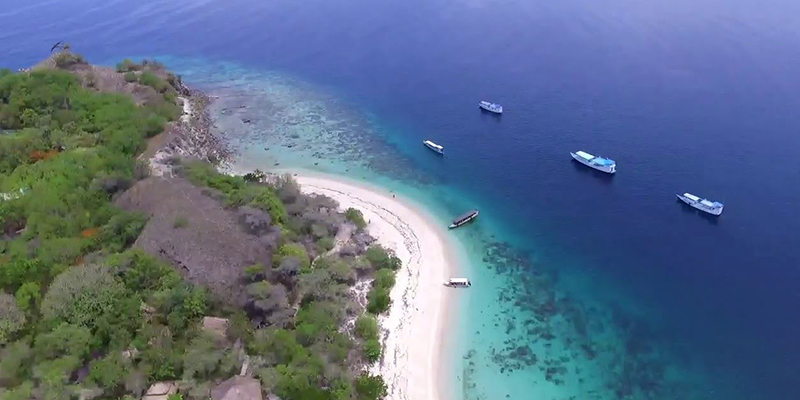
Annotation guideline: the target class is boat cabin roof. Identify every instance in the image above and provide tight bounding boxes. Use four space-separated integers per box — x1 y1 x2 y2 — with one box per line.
448 278 470 284
700 200 723 208
593 157 615 166
683 193 700 201
424 140 443 149
575 150 595 160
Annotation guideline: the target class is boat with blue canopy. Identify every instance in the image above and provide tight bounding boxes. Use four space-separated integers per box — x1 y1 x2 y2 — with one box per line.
570 150 616 174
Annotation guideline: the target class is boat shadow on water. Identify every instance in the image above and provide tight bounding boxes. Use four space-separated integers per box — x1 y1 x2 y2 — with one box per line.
675 199 721 225
570 160 615 184
478 110 503 122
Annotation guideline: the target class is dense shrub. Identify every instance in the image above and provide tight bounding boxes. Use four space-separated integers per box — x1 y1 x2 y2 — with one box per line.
116 59 141 73
0 292 25 344
363 338 381 362
40 264 125 328
53 52 85 69
181 161 287 225
274 243 310 271
365 246 401 271
316 236 335 254
373 269 395 290
123 71 137 83
354 315 379 339
345 207 367 229
366 287 391 314
139 71 170 93
355 374 387 400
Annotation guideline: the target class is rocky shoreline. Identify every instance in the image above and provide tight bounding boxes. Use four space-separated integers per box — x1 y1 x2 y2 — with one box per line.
148 86 233 176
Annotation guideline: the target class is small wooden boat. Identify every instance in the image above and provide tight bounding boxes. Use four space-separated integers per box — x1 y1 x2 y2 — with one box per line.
449 209 479 229
443 278 472 288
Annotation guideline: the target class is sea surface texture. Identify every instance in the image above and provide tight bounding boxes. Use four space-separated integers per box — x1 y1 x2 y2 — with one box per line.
3 0 800 399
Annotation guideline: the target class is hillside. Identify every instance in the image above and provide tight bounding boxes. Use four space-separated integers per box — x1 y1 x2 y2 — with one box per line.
0 52 395 400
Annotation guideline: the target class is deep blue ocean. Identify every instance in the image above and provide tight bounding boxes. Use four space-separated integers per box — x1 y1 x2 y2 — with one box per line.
3 0 800 399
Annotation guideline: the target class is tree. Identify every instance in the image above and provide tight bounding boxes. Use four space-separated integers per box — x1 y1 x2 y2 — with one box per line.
354 315 378 339
40 264 125 328
88 352 129 390
365 246 401 271
274 243 310 271
0 292 25 345
0 340 32 385
344 208 367 230
182 333 226 380
373 269 395 290
33 323 92 361
355 374 387 400
367 288 391 314
33 356 81 400
362 338 381 362
14 282 40 314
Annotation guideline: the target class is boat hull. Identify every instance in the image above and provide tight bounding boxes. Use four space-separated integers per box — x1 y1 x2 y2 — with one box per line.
449 211 479 229
423 141 444 154
571 152 616 174
676 194 723 216
479 102 503 114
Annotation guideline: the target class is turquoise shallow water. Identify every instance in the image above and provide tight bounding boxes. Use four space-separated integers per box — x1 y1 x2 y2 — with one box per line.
161 56 730 400
5 0 800 398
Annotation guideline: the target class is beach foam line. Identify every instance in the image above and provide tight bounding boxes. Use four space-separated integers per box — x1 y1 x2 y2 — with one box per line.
291 172 458 400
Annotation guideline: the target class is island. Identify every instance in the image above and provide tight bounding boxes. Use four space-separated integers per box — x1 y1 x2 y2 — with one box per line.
0 49 455 400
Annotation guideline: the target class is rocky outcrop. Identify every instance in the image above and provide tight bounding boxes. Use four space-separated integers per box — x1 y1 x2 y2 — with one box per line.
114 177 274 306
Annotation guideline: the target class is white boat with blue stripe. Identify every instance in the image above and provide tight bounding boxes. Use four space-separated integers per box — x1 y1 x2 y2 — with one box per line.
677 193 724 216
423 140 444 154
570 150 616 174
479 101 503 114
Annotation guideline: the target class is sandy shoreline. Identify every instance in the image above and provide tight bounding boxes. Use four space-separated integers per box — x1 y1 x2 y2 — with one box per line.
291 172 458 400
167 80 456 400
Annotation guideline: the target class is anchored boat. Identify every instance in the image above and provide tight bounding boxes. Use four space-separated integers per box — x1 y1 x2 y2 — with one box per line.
449 209 479 229
570 150 616 174
479 101 503 114
676 193 724 216
423 140 444 154
444 278 472 288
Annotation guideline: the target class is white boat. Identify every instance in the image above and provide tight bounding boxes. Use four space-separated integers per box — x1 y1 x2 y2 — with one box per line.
479 101 503 114
570 150 616 174
443 278 471 288
423 140 444 154
676 193 724 216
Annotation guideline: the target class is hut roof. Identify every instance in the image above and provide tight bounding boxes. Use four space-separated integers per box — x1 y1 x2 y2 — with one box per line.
211 376 262 400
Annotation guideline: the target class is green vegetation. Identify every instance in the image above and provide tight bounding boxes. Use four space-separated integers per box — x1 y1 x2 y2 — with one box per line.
365 246 401 271
173 215 189 229
345 207 367 230
116 59 141 73
124 71 137 83
139 71 170 94
354 315 381 362
181 161 288 225
0 61 393 400
364 247 400 314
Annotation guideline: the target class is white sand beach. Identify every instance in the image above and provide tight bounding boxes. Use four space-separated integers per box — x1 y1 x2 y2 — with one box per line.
293 173 458 400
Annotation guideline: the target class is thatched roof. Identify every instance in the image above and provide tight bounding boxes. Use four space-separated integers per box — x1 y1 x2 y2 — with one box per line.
211 376 262 400
142 381 178 400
